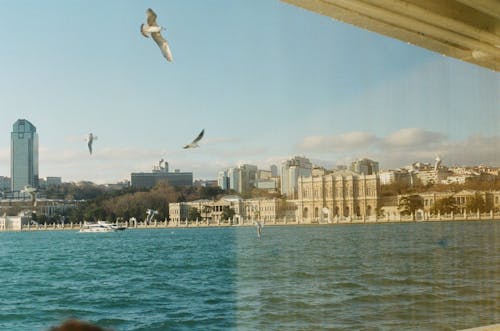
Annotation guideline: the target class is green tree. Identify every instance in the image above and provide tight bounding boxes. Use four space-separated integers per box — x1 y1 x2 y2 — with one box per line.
466 193 486 213
188 207 201 221
398 194 423 216
221 206 235 220
431 196 459 214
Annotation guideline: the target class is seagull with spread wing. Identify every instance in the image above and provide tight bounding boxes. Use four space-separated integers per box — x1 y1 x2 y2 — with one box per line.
183 129 205 149
253 220 263 239
22 185 37 207
141 8 173 62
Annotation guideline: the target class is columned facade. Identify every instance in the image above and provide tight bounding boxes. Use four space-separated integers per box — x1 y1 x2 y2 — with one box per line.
297 171 379 223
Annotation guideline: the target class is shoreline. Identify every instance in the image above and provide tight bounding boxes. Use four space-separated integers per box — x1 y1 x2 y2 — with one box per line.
3 216 500 232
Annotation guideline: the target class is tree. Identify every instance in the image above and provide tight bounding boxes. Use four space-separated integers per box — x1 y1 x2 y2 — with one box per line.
188 207 201 221
398 194 423 216
466 193 486 213
221 206 235 220
199 187 224 200
431 196 459 214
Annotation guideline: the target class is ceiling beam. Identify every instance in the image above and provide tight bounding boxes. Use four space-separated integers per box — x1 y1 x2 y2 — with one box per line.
455 0 500 20
281 0 500 71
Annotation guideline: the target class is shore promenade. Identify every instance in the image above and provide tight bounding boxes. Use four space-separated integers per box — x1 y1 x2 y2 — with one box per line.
5 212 500 232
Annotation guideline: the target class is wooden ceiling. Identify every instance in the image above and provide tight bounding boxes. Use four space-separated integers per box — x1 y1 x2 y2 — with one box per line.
282 0 500 71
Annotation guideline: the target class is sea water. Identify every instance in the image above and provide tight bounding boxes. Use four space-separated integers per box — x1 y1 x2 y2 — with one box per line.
0 221 499 331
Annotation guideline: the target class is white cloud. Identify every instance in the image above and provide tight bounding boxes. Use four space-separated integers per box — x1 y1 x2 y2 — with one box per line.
383 128 445 149
297 129 499 170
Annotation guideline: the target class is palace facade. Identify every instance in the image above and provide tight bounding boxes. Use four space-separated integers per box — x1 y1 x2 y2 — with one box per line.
296 170 380 222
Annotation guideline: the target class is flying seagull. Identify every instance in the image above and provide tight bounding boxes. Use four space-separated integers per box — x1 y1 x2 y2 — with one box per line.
141 8 173 62
253 220 263 239
183 129 204 149
22 185 37 207
86 133 97 155
146 209 158 224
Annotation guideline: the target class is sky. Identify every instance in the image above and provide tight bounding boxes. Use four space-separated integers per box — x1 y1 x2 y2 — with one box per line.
0 1 498 184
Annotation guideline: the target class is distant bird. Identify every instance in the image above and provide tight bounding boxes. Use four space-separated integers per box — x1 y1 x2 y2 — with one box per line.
22 185 37 207
86 133 97 155
434 154 442 172
183 129 205 149
146 209 158 224
141 8 173 62
253 220 263 239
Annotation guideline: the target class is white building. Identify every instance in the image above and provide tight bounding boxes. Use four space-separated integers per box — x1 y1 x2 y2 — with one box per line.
217 170 229 190
350 158 379 175
228 167 241 192
0 213 31 231
281 156 312 199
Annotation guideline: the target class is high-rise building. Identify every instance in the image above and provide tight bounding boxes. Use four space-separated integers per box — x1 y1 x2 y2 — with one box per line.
350 158 379 175
239 164 258 194
0 176 11 192
228 167 241 192
11 119 39 191
217 170 229 190
281 156 312 198
270 165 278 177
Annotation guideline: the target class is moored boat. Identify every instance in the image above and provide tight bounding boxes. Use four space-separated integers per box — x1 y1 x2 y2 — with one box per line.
79 221 126 233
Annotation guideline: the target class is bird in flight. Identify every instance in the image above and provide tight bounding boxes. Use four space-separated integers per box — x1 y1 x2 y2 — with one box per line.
22 185 37 207
141 8 173 62
87 133 97 155
146 209 158 224
253 220 263 239
183 129 205 149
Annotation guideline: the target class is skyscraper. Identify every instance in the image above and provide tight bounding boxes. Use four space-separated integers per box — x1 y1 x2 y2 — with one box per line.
281 156 312 198
11 119 39 191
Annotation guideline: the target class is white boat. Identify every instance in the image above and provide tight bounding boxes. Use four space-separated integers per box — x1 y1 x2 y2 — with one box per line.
79 221 126 233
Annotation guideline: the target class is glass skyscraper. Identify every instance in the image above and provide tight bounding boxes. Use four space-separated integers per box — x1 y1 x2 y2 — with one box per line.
11 119 39 191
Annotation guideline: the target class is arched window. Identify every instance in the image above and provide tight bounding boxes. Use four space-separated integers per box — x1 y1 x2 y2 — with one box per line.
303 207 309 219
367 205 372 216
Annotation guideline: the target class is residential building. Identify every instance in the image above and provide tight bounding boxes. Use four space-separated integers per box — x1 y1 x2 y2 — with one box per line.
415 169 450 185
221 164 258 194
270 165 278 177
379 169 412 185
255 177 280 192
217 170 229 190
0 176 10 192
11 119 39 191
281 156 312 199
228 167 241 192
240 164 258 194
350 158 379 175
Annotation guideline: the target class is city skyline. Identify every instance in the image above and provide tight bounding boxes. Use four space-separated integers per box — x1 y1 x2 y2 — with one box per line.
0 1 498 184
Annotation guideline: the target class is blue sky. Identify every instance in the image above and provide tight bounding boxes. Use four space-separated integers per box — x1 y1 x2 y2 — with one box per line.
0 1 498 184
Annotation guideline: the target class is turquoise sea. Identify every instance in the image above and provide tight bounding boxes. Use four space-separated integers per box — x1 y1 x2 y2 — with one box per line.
0 221 499 331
